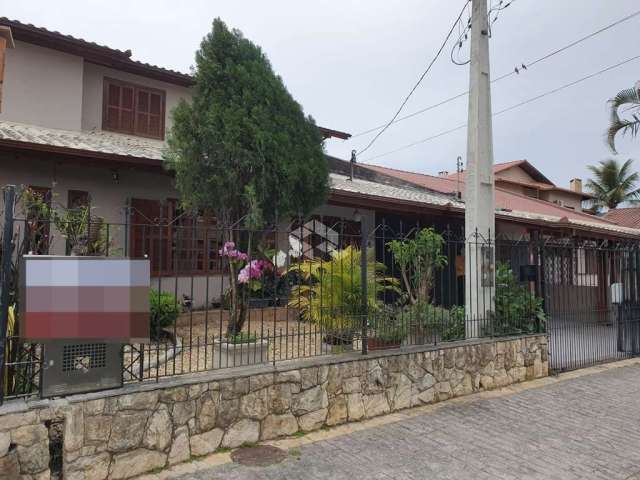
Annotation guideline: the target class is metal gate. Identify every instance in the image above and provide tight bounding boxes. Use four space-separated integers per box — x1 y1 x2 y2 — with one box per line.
543 239 640 372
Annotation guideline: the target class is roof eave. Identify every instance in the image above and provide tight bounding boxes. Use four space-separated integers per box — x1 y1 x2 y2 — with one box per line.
2 18 194 87
0 138 165 170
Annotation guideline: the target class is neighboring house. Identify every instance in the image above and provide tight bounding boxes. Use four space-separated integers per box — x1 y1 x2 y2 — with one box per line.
357 161 630 239
445 159 592 211
604 208 640 229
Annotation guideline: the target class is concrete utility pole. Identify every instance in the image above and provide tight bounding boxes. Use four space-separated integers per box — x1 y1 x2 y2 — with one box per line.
464 0 495 338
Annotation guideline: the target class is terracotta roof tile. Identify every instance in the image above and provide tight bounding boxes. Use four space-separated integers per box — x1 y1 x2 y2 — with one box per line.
360 163 613 226
603 208 640 228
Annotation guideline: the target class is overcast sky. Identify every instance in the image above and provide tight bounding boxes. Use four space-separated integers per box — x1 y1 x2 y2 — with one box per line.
2 0 639 187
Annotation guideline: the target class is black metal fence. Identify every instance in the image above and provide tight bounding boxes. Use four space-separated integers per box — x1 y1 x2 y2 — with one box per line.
2 185 640 402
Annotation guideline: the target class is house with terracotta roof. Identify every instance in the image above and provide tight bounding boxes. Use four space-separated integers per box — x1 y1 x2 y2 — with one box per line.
0 17 637 310
444 159 593 211
604 208 640 229
356 161 636 239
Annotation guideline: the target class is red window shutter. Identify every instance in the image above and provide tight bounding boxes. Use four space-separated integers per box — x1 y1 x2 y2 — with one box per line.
104 78 165 139
136 89 150 136
120 85 134 133
104 80 134 134
148 92 162 138
105 83 121 131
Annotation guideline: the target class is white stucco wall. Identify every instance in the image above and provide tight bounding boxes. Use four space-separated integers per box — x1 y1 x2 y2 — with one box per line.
0 41 84 130
81 63 192 134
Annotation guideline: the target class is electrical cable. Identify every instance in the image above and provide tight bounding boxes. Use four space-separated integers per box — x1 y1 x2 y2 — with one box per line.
356 0 471 157
350 9 640 140
361 54 640 163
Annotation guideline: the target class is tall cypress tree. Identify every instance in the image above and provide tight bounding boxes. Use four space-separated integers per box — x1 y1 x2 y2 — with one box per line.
166 19 328 336
166 18 328 227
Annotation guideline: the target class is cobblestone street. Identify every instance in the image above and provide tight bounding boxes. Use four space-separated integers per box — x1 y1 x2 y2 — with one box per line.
154 362 640 480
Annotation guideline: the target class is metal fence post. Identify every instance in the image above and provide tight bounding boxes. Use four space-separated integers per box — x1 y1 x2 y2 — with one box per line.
0 185 16 405
361 224 368 355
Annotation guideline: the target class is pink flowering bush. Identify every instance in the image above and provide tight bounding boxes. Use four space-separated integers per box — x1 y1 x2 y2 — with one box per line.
219 241 274 337
238 259 272 285
219 242 271 285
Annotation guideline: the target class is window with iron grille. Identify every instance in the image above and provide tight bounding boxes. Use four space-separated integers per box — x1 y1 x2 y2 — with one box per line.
129 198 221 276
102 78 165 139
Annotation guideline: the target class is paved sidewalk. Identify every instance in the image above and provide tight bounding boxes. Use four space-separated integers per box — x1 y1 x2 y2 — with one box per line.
149 361 640 480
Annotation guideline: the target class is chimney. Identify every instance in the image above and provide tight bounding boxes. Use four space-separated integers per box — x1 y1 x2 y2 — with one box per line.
0 26 15 114
570 178 582 193
438 171 449 177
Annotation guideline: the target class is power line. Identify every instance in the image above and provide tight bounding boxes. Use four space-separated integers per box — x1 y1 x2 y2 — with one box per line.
356 0 471 157
361 54 640 163
351 9 640 140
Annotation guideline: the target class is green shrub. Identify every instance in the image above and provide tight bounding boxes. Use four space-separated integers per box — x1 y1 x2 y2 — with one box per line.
491 262 545 336
369 308 406 343
403 303 466 342
288 246 400 333
149 290 181 338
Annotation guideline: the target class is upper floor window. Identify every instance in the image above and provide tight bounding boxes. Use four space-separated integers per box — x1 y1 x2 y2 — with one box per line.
102 78 165 140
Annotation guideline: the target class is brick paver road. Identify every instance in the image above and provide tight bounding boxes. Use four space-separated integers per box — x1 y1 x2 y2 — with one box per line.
169 364 640 480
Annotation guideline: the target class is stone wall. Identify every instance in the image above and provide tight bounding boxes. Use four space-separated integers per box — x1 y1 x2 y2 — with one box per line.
0 335 548 479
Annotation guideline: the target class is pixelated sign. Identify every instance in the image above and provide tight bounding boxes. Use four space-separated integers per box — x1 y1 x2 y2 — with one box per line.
20 256 150 342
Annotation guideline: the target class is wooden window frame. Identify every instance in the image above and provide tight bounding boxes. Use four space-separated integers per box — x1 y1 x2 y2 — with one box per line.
129 198 222 277
102 77 166 140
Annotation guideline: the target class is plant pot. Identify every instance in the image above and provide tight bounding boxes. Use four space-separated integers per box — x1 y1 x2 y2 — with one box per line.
213 338 269 368
321 332 354 354
367 337 401 351
248 298 271 308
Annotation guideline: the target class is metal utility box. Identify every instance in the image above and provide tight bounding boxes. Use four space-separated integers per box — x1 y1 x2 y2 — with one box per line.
20 256 150 343
41 342 123 397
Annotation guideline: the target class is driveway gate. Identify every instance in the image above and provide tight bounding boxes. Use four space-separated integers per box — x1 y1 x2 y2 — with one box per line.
543 239 640 372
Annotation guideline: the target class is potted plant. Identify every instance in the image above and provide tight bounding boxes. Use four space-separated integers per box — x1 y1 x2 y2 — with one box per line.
214 242 270 366
368 311 405 351
288 245 400 354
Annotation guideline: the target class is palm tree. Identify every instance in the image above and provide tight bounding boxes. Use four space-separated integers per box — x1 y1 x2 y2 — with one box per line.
586 158 640 210
607 81 640 153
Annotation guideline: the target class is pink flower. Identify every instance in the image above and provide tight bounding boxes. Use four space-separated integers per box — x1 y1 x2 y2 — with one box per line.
237 259 273 283
219 242 249 262
219 241 236 257
237 267 250 284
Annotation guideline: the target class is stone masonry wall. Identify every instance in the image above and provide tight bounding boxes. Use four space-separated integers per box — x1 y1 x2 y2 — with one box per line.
0 335 548 480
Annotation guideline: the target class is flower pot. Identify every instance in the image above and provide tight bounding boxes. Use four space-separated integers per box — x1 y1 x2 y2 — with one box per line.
213 338 269 368
248 298 271 308
321 332 354 354
367 338 401 351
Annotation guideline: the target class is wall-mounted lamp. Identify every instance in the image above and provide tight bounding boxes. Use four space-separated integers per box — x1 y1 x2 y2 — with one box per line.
353 209 362 223
112 169 120 184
